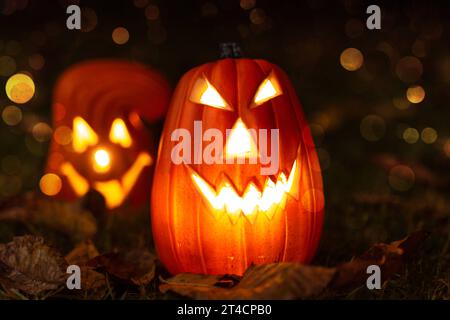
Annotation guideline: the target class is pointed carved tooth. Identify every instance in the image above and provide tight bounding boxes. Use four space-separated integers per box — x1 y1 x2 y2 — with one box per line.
210 207 225 220
218 183 241 224
241 183 261 224
272 200 286 220
262 203 277 220
274 179 285 204
278 193 287 210
278 172 287 183
285 160 299 200
244 210 258 224
259 179 275 212
227 210 241 225
189 165 226 220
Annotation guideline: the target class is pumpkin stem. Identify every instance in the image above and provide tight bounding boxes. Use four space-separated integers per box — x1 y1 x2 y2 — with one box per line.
219 43 243 58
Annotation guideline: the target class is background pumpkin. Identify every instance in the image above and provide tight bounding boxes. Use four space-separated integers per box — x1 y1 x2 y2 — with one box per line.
45 60 171 209
151 58 324 275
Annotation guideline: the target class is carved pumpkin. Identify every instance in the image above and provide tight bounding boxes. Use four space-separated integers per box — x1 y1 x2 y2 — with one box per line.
151 58 324 275
45 60 170 209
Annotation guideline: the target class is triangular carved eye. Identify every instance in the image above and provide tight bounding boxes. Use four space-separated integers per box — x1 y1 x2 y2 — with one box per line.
73 117 98 153
252 72 283 108
189 76 232 110
109 118 132 148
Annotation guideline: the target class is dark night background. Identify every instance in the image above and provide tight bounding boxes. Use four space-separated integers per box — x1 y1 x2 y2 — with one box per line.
0 0 449 299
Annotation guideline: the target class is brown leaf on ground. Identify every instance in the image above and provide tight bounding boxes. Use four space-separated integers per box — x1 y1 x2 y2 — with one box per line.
330 231 429 289
160 263 336 300
0 193 97 242
159 232 428 299
0 235 68 295
65 240 106 290
87 249 156 286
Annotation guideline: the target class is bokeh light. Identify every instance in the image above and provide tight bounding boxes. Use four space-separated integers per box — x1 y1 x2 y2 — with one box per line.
28 53 45 71
403 127 419 144
393 95 411 110
395 56 423 83
444 140 450 158
54 125 72 145
240 0 256 10
145 4 160 20
32 122 53 142
421 127 437 144
376 42 399 67
340 48 363 71
301 188 325 213
81 7 98 32
134 0 148 8
388 165 415 191
5 73 35 104
39 173 62 196
360 115 385 141
2 105 22 126
406 85 425 104
249 8 266 25
112 27 130 45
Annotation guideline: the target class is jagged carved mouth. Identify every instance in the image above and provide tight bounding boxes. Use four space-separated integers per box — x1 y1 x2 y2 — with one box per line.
60 152 152 208
188 160 298 224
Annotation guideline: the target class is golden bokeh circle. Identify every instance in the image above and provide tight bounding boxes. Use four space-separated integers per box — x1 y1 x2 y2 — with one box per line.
340 48 364 71
406 85 425 104
39 173 62 196
5 73 35 104
112 27 130 45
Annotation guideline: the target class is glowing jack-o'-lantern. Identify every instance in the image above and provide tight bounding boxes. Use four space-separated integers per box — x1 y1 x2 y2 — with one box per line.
151 58 324 275
45 60 170 209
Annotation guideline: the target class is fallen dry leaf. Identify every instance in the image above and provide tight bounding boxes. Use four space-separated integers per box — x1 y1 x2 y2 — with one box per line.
330 231 429 289
0 235 67 295
160 231 428 299
87 249 156 286
0 193 97 242
160 264 336 300
65 240 106 290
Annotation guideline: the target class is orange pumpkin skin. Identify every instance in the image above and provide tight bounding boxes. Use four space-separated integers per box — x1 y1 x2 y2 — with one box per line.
151 58 324 275
46 60 171 208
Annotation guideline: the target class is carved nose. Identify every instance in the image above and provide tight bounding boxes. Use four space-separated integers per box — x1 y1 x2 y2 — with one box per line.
93 148 111 173
225 118 258 160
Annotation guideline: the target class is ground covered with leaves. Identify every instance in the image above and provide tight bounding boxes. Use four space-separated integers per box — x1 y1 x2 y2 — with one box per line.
0 159 447 300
